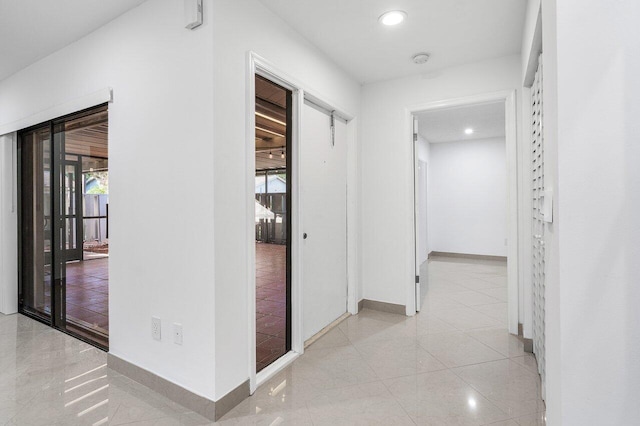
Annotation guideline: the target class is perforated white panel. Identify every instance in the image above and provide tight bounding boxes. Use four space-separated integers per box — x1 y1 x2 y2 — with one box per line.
531 54 546 400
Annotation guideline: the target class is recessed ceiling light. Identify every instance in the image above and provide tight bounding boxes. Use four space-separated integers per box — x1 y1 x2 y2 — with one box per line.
465 128 474 135
379 10 407 26
412 53 430 64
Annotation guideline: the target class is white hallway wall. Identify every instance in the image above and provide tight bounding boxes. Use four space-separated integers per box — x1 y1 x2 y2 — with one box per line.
211 0 360 399
0 0 217 400
427 138 507 257
0 134 17 315
543 0 640 424
0 0 361 402
360 55 522 308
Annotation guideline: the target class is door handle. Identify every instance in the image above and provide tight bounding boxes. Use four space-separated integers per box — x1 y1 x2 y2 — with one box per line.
303 233 308 240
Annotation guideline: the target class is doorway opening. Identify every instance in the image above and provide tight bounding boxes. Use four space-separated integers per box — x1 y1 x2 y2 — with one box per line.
411 92 519 335
254 75 292 372
18 104 109 349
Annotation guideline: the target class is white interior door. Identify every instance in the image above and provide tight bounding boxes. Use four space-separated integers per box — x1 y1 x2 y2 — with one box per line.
416 159 428 311
414 118 428 312
301 100 347 341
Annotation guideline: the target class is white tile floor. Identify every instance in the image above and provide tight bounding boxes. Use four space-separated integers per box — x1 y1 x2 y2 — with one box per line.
0 257 545 425
220 257 546 425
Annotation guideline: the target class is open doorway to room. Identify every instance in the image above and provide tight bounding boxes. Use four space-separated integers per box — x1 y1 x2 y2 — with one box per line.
18 104 109 349
254 75 292 372
412 96 518 335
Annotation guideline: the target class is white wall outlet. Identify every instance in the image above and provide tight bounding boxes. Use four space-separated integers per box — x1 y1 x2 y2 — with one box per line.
152 317 161 341
173 323 183 345
504 238 508 246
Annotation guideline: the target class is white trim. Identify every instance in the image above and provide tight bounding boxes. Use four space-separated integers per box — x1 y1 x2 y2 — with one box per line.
505 90 519 336
246 53 258 394
255 351 300 389
246 51 357 394
346 117 359 315
412 118 421 312
290 89 304 354
247 53 304 394
404 109 417 316
0 88 113 136
407 90 520 334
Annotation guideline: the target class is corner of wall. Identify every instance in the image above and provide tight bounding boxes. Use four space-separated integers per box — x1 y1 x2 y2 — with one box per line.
0 133 18 315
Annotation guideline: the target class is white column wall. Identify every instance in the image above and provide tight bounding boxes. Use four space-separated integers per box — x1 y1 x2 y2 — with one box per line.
211 0 360 399
0 0 217 400
546 0 640 424
0 133 18 315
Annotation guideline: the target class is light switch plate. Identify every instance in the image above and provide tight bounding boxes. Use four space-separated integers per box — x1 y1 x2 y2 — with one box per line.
152 317 161 341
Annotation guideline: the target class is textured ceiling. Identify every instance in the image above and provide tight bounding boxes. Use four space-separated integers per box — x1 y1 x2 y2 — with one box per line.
258 0 526 83
0 0 147 81
416 101 505 143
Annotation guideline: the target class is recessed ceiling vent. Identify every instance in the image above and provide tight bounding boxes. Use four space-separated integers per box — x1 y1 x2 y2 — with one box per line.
412 53 430 65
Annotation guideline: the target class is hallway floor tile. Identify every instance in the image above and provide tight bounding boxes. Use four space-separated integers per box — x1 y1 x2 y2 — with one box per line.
221 256 546 425
0 257 545 425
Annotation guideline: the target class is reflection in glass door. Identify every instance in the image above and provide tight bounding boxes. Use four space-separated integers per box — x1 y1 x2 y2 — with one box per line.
19 126 52 321
255 75 292 372
19 104 109 349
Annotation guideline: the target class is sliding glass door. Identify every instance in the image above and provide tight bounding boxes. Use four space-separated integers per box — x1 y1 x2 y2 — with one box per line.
19 105 109 349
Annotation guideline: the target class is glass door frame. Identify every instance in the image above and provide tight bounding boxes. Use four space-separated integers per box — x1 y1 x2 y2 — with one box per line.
17 103 109 350
63 156 83 262
253 75 293 373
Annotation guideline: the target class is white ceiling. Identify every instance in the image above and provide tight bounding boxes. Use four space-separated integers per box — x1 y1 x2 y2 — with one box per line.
258 0 526 83
416 101 505 143
0 0 147 81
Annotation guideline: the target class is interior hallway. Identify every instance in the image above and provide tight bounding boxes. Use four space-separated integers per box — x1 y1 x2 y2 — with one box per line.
0 257 544 425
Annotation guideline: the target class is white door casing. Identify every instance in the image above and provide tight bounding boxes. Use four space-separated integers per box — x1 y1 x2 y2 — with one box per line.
408 90 518 330
301 100 348 341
